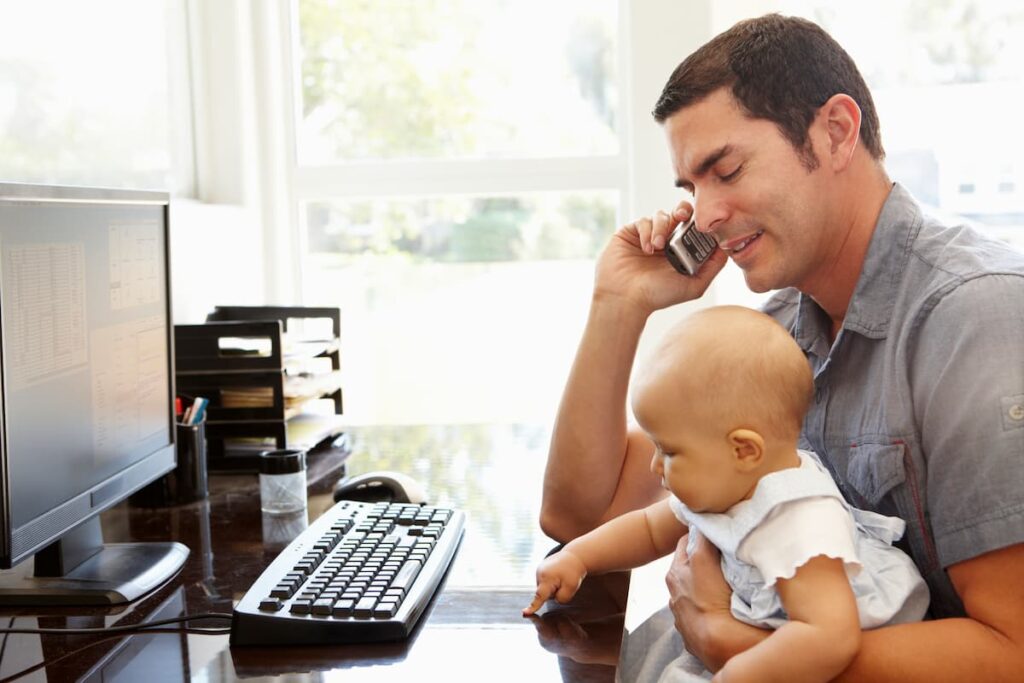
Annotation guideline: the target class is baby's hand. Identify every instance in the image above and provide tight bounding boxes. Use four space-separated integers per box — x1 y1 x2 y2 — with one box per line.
522 549 588 616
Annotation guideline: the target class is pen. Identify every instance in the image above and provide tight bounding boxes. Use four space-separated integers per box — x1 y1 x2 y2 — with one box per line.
188 397 209 425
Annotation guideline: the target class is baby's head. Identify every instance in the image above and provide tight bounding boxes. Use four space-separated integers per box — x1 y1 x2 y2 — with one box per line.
632 305 813 512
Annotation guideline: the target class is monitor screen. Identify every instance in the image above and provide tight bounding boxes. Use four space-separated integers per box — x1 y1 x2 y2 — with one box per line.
0 184 186 604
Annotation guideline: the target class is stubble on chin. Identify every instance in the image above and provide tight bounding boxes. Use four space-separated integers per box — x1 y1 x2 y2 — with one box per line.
740 263 777 294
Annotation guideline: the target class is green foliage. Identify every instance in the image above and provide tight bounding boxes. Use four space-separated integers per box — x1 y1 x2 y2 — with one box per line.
447 198 525 262
298 0 479 158
306 192 616 264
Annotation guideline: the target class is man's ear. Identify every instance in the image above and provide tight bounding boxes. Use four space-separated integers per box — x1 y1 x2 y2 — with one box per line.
728 428 765 470
817 93 861 172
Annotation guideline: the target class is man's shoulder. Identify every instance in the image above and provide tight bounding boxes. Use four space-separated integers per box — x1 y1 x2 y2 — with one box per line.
907 212 1024 288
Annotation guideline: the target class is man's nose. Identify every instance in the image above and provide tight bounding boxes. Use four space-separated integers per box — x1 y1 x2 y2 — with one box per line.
693 189 729 235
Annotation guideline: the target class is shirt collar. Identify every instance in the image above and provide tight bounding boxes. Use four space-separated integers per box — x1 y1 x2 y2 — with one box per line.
794 182 922 349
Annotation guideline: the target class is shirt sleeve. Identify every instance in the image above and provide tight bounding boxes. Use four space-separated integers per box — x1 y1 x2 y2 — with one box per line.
737 496 861 587
909 274 1024 567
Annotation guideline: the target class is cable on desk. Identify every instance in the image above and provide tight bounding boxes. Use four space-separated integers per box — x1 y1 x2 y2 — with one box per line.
0 614 233 683
0 611 233 636
0 616 13 676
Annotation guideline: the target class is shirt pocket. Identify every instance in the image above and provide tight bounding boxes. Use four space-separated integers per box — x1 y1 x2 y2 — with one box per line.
846 442 906 508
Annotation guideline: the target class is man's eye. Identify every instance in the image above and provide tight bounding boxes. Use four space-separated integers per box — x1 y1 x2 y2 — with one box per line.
720 165 743 182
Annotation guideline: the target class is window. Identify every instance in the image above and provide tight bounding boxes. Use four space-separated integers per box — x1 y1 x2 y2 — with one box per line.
296 0 618 162
289 0 623 425
0 0 193 193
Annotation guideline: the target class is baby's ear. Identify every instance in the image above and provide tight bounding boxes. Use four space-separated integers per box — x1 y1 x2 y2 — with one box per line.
727 428 765 470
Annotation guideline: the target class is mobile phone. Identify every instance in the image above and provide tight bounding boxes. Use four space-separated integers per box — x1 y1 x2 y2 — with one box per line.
665 217 717 276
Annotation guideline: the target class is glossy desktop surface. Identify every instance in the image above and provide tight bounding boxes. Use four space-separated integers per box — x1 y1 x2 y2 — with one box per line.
0 424 627 682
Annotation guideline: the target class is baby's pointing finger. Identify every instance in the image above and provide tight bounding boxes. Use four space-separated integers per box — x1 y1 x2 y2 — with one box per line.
523 581 556 615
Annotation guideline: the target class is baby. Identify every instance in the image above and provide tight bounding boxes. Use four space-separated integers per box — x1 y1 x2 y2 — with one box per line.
525 305 928 683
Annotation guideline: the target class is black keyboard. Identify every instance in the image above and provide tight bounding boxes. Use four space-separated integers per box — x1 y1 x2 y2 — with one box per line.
231 500 465 645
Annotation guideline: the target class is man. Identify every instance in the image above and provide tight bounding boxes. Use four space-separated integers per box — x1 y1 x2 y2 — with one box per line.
539 14 1024 681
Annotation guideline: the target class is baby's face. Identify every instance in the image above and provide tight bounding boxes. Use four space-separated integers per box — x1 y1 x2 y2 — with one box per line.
635 381 745 514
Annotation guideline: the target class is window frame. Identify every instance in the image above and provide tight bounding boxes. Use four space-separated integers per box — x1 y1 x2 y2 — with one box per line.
237 0 713 305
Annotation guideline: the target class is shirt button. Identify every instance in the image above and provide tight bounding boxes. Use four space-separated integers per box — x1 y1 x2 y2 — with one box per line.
1009 404 1024 421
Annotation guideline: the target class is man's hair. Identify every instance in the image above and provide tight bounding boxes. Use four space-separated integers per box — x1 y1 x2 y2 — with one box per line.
652 14 884 169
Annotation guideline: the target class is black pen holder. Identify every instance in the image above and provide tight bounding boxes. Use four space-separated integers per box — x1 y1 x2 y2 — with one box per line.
131 422 209 507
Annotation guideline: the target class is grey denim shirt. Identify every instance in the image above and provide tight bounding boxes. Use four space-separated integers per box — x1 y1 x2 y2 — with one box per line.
763 183 1024 618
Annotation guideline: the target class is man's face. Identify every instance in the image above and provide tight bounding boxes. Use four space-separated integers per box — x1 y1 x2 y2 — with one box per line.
664 88 835 294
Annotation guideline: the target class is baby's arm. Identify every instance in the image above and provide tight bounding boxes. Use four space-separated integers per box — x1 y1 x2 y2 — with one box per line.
524 498 685 615
712 555 860 683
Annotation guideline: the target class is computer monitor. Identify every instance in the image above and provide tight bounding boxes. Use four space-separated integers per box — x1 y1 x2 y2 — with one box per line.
0 183 187 605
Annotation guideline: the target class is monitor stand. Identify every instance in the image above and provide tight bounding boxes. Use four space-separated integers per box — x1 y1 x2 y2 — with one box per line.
0 517 189 606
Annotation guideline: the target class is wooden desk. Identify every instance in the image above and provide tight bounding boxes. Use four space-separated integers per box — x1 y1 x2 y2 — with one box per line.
0 424 626 682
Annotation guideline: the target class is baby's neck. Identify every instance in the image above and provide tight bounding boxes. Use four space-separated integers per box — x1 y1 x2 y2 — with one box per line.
760 444 802 475
734 443 801 505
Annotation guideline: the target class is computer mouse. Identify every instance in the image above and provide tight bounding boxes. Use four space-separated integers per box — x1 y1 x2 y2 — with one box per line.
332 470 427 504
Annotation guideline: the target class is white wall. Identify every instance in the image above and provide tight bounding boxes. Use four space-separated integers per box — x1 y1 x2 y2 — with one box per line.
169 0 284 323
623 1 722 377
169 200 263 323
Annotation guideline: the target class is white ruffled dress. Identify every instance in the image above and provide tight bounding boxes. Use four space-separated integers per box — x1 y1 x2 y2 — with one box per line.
669 449 930 629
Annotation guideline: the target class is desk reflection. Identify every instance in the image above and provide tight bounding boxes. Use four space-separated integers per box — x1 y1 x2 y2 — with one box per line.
0 586 191 682
1 424 626 682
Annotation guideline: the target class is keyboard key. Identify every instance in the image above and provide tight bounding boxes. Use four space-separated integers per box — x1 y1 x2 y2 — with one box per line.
313 599 335 615
391 560 422 592
374 602 398 618
333 599 355 617
290 600 312 614
354 596 377 618
259 598 282 611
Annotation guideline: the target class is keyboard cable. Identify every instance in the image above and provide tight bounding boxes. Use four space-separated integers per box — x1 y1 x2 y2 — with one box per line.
0 611 233 636
0 612 233 683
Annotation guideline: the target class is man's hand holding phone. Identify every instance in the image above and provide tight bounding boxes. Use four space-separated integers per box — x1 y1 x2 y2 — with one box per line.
594 202 727 315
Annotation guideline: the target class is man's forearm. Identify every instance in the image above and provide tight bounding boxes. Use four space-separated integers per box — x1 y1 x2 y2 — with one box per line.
702 614 1024 681
540 294 648 542
836 617 1024 682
